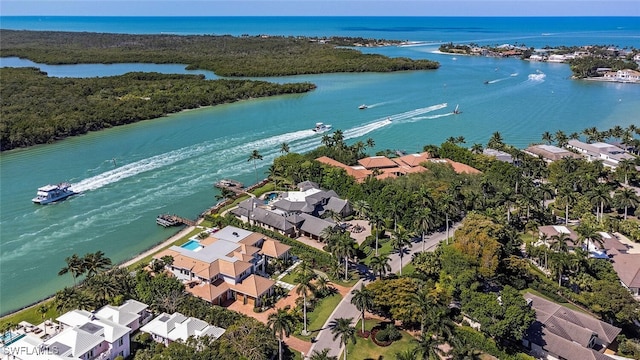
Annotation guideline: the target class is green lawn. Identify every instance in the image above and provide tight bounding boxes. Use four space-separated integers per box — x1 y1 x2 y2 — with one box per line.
128 226 204 270
0 299 59 329
346 319 416 360
294 292 343 341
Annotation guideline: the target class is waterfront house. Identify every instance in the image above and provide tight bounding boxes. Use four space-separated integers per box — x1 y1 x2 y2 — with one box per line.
95 299 152 332
603 69 640 83
140 312 225 347
231 181 349 240
566 139 637 169
427 158 482 174
538 225 579 249
483 148 514 164
524 144 581 163
154 226 289 307
522 293 621 360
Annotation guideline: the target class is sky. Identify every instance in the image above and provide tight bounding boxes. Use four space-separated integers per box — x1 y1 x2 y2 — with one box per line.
1 0 639 17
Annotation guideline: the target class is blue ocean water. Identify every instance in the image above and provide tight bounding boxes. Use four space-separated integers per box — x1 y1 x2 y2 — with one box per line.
0 16 639 315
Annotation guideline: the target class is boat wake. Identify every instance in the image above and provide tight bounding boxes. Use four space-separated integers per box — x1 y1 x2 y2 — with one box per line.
409 112 455 122
487 76 512 84
528 73 546 81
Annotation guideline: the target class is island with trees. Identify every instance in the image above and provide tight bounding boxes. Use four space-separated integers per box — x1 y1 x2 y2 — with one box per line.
438 42 640 80
0 30 440 151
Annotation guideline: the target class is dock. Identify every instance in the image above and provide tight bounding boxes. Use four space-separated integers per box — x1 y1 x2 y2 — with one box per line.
156 214 196 227
214 179 245 194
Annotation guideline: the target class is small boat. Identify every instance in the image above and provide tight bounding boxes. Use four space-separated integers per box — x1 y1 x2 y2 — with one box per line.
312 122 332 133
453 104 461 114
32 183 77 204
484 80 490 85
358 104 368 110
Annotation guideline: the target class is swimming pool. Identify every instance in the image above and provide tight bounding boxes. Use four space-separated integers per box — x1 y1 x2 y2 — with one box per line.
264 192 279 204
181 240 203 251
1 331 25 346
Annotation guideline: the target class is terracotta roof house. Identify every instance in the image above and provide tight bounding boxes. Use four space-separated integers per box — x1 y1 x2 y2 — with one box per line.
428 158 482 174
522 293 621 360
357 156 398 169
153 226 289 307
524 144 582 163
392 152 432 167
140 312 225 346
316 156 370 182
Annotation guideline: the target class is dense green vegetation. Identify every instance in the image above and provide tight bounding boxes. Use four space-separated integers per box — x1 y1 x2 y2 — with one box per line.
569 56 639 78
0 30 440 77
0 67 315 150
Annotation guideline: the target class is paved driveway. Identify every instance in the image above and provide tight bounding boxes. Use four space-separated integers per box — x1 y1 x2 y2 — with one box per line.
306 224 459 359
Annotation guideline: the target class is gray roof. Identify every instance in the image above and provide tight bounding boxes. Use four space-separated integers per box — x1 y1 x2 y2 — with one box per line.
523 292 621 360
251 207 295 233
271 199 307 212
299 213 336 237
324 197 351 215
297 180 319 191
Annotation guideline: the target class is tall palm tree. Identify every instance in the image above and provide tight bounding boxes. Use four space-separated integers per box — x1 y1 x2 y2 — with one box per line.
365 137 375 149
440 193 459 244
350 284 374 333
541 131 554 144
616 159 636 186
83 250 112 278
588 184 612 223
614 188 640 220
551 232 574 255
58 254 85 286
391 226 412 275
369 254 391 280
248 149 263 184
295 271 316 335
329 234 357 281
556 186 577 226
329 317 357 360
414 207 436 251
280 142 290 154
471 143 483 154
267 308 295 360
412 287 435 336
369 211 384 256
555 130 568 147
413 331 445 360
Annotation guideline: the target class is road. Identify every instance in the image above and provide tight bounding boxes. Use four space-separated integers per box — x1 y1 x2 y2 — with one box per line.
305 224 459 359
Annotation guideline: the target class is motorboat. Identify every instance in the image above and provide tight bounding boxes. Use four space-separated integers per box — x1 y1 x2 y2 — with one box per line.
32 183 77 204
358 104 368 109
312 122 332 133
453 104 461 114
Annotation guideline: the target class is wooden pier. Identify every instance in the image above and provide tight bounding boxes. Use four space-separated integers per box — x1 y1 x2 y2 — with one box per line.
156 214 196 227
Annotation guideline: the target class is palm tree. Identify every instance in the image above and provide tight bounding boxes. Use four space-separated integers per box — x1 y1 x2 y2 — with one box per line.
588 184 612 223
267 308 295 360
38 305 48 334
471 143 483 154
576 224 603 256
369 254 391 280
295 271 316 335
352 199 370 220
391 226 412 276
58 254 85 286
448 337 482 360
83 250 112 278
555 130 568 147
614 188 640 220
368 212 384 256
315 275 334 297
280 142 290 154
440 194 459 244
487 131 504 149
396 348 418 360
321 134 333 147
556 186 577 226
350 284 374 333
86 273 120 306
248 149 263 184
551 232 574 255
414 207 436 251
366 137 375 149
541 131 554 144
413 331 445 360
329 317 356 360
309 348 338 360
616 159 636 185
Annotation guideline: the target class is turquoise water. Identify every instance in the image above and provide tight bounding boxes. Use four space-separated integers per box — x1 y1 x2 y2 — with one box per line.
1 17 639 315
181 240 202 251
0 332 25 345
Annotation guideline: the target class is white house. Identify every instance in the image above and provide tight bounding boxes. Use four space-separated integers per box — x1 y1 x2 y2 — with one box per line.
566 139 636 169
140 312 225 346
95 299 152 332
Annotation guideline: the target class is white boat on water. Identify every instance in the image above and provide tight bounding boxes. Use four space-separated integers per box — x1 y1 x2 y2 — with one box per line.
32 183 77 204
312 122 332 133
358 104 368 109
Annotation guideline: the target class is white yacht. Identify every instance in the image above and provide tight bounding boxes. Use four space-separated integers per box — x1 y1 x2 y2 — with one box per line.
312 122 332 133
32 183 77 204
